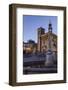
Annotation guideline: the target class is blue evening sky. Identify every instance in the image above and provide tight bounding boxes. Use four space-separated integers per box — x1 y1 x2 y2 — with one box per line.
23 15 57 43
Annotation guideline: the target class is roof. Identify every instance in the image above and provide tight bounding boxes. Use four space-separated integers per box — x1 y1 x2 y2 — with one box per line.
40 32 57 38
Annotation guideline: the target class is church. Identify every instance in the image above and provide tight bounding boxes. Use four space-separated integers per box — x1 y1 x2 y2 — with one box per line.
37 22 57 53
23 22 57 54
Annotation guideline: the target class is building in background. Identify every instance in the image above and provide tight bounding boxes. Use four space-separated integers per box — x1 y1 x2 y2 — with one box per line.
23 40 37 54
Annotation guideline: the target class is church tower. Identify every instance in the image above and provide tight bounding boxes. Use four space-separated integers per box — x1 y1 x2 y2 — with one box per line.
48 21 52 33
48 21 53 50
37 27 45 52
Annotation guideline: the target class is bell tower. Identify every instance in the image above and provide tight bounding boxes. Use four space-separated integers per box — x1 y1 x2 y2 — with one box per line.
48 21 52 33
37 27 45 52
48 21 52 50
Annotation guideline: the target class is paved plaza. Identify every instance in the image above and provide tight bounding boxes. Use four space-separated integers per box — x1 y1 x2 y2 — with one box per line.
23 53 57 74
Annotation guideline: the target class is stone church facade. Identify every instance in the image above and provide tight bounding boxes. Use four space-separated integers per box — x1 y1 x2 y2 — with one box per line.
37 22 57 53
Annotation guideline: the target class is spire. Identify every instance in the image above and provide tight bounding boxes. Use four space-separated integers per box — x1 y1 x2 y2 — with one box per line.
48 20 52 33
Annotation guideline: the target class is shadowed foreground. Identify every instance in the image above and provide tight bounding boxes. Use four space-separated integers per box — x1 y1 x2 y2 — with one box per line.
23 52 57 75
